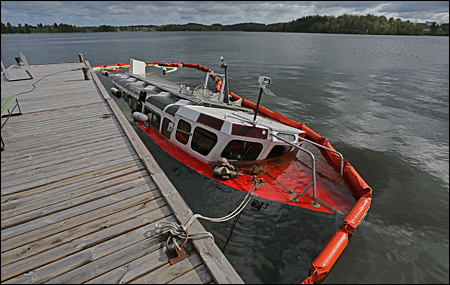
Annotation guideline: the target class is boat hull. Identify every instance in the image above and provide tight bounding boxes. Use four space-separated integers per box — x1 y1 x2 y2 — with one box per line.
134 121 356 215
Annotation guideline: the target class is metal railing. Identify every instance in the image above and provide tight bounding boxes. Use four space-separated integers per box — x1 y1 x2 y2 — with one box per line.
271 133 319 207
297 136 344 177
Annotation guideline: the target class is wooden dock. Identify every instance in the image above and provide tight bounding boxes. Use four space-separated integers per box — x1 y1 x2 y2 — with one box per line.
1 59 243 284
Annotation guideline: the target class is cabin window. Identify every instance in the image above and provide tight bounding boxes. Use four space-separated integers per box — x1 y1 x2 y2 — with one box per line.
176 119 191 144
144 106 161 131
221 140 263 161
122 89 130 101
197 113 224 130
276 133 296 142
166 105 182 117
150 111 161 130
143 106 152 116
266 145 292 160
130 98 138 112
191 127 218 156
139 91 147 102
231 124 268 139
161 118 173 139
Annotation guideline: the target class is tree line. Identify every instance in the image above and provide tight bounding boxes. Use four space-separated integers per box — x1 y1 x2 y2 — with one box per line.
2 14 449 36
1 22 120 33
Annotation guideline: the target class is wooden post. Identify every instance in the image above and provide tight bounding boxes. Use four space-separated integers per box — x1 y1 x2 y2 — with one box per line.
78 54 84 62
82 67 91 80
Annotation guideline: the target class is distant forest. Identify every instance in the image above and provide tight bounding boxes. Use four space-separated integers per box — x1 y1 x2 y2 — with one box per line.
2 14 449 36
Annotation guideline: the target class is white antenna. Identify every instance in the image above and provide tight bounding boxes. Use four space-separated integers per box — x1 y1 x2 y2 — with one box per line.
220 56 229 104
253 76 276 124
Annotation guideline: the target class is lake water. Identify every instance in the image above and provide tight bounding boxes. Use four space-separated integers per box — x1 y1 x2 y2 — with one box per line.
2 32 448 284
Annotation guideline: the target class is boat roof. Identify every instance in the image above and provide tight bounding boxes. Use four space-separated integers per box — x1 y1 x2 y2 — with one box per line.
177 105 303 135
112 72 303 135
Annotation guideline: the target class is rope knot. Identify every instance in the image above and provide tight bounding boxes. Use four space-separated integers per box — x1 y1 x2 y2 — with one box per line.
154 179 263 247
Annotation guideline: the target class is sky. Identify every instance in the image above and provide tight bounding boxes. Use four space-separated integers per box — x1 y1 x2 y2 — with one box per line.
1 1 449 27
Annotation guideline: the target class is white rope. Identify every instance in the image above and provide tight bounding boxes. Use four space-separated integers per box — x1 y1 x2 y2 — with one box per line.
156 179 263 243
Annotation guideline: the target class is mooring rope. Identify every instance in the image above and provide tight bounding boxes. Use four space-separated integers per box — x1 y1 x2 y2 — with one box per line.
155 177 265 243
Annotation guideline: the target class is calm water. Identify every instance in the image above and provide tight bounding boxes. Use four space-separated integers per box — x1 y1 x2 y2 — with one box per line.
2 32 448 284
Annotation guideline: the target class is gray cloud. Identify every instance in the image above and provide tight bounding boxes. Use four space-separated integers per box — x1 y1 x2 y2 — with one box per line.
1 1 448 27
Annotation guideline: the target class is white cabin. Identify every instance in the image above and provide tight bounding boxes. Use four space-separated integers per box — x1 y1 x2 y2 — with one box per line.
110 71 305 165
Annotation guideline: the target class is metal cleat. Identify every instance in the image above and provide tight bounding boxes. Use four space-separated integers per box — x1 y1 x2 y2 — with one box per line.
165 230 189 265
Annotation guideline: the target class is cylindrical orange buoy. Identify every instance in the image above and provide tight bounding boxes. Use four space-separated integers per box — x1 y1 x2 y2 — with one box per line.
308 228 348 283
343 196 371 234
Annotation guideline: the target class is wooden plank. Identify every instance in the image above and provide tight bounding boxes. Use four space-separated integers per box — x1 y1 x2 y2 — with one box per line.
1 133 133 174
11 82 94 95
84 246 171 284
1 174 154 228
2 213 176 283
1 111 109 133
1 167 149 218
44 231 188 284
1 138 134 181
1 127 127 161
0 102 105 127
1 164 147 216
1 159 141 204
1 116 121 146
1 190 161 253
0 113 111 138
12 88 97 103
129 252 204 284
1 196 166 267
2 112 118 135
1 153 140 198
168 264 213 284
1 182 157 239
0 136 129 175
0 125 122 154
15 97 99 110
1 63 86 98
1 113 115 138
1 153 140 196
1 113 117 140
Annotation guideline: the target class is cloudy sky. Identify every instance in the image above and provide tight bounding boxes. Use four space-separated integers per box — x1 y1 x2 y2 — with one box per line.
1 1 449 27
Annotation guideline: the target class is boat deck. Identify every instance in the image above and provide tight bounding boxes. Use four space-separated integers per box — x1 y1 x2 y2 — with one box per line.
1 60 243 284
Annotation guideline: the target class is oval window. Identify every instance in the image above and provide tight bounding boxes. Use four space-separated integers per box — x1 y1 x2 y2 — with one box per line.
176 119 191 144
221 140 263 161
191 127 218 156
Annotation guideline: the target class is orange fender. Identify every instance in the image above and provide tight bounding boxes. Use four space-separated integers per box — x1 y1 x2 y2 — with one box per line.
307 228 349 283
145 62 159 66
301 276 314 284
343 195 371 234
